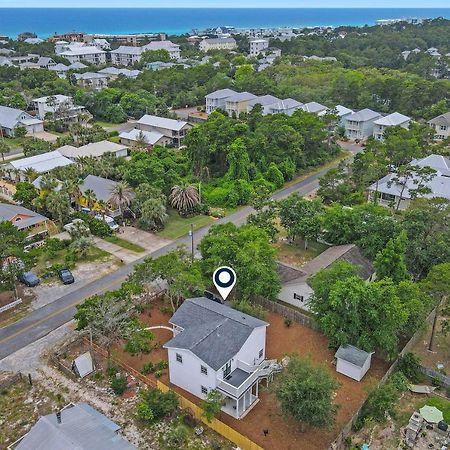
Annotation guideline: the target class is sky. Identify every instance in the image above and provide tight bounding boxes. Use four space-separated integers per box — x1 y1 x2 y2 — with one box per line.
2 0 450 7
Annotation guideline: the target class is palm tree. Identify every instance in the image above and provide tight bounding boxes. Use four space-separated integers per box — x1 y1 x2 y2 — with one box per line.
109 181 134 216
169 183 200 216
23 167 39 182
139 198 168 230
0 140 10 161
61 178 82 206
83 188 97 213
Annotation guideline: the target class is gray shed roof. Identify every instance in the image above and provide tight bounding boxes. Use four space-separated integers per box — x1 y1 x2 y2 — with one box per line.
16 403 136 450
335 345 371 368
164 297 267 370
80 175 119 202
73 351 94 378
0 203 48 230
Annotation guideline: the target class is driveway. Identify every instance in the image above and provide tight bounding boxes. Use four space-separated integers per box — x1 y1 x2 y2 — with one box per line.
30 131 59 142
93 226 171 264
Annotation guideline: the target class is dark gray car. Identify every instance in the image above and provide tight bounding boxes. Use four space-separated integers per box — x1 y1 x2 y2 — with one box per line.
18 271 40 287
57 268 75 285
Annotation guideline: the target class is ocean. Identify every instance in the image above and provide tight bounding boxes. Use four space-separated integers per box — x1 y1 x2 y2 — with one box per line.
1 8 450 38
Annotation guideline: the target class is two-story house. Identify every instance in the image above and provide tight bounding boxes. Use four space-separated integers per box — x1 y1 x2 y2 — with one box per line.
0 106 44 137
135 114 192 147
249 39 269 57
74 72 109 91
110 41 181 66
199 38 237 52
225 92 258 117
427 112 450 141
0 203 49 240
344 108 382 141
59 45 106 65
372 112 411 141
265 98 304 116
33 95 86 122
164 297 281 420
205 89 237 114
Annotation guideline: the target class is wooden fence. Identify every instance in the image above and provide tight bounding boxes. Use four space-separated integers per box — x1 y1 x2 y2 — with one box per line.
87 341 262 450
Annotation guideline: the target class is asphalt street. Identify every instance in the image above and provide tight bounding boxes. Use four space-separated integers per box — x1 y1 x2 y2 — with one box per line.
0 144 359 360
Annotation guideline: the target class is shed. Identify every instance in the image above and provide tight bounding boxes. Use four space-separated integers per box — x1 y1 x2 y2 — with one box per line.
72 351 94 378
335 344 373 381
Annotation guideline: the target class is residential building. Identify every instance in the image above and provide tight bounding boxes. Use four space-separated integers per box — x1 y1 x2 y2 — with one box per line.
0 106 44 137
335 105 354 126
59 46 106 65
143 40 181 59
335 345 373 382
0 203 49 239
15 403 136 450
249 39 269 56
368 154 450 210
246 95 281 114
33 95 86 121
199 37 237 52
4 150 73 182
266 98 304 116
373 112 411 140
427 112 450 141
79 175 131 217
344 108 382 140
278 244 374 311
48 63 70 78
23 37 44 44
205 88 237 113
57 140 128 160
97 67 141 79
75 72 109 91
302 101 328 116
37 56 56 68
164 297 281 419
68 61 88 70
225 92 258 117
136 114 192 147
110 41 181 66
0 56 12 67
119 128 172 149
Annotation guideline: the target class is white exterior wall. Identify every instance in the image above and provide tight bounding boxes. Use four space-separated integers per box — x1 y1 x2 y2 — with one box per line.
234 326 266 367
336 356 371 381
428 122 450 141
250 39 269 57
278 281 313 311
111 53 141 66
206 96 232 113
345 117 380 140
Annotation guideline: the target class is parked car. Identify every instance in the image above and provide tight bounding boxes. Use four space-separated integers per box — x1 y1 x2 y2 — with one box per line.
58 268 75 284
94 214 120 232
18 271 40 287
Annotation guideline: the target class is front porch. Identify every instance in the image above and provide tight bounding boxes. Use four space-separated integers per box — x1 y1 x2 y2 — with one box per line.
221 380 260 420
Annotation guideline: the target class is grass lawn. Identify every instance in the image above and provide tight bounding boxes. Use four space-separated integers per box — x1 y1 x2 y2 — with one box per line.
420 396 450 423
2 136 31 150
104 235 145 253
158 209 215 240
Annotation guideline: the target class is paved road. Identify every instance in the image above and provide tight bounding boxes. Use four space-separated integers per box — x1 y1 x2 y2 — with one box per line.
0 147 359 360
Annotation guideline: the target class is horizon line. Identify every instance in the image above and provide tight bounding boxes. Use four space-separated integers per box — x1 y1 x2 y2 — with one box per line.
1 6 450 8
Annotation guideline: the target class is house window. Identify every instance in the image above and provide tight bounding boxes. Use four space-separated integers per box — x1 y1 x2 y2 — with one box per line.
381 192 396 202
259 349 263 359
223 360 232 378
176 353 182 363
201 365 208 375
440 125 447 131
201 385 208 395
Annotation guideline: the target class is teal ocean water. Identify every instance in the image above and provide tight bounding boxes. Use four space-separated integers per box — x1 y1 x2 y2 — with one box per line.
1 8 450 38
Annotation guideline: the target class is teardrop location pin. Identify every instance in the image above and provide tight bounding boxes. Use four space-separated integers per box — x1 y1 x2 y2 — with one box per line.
213 266 236 301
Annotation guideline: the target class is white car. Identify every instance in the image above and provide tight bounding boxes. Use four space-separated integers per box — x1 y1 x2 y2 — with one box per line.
95 214 120 232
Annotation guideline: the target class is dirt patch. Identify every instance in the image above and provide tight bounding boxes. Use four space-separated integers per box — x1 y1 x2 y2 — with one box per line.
0 286 34 328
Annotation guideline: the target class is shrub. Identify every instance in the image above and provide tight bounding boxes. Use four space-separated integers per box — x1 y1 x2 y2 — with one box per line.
165 424 188 449
138 389 178 422
72 212 112 237
397 352 424 383
106 361 119 378
201 390 224 423
141 362 154 375
124 329 154 355
182 412 197 428
284 318 293 327
432 377 443 389
137 401 154 423
231 300 266 321
111 375 128 396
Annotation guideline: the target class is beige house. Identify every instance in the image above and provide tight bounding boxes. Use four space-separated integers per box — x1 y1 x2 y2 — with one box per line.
119 128 172 149
427 112 450 141
199 37 237 52
136 115 192 147
225 92 258 117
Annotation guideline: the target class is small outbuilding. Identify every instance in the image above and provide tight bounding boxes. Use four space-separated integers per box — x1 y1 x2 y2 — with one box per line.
72 351 94 378
335 344 373 381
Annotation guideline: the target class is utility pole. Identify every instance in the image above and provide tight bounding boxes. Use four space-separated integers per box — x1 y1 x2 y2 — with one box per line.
189 223 194 263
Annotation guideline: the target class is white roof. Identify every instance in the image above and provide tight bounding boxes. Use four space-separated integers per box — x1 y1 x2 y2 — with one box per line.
205 88 237 99
75 72 109 80
226 91 257 102
302 101 328 114
411 154 450 177
9 150 73 173
137 114 189 132
142 40 180 51
110 45 143 55
33 94 72 103
268 98 304 110
58 140 127 158
73 352 94 378
60 46 105 56
48 63 69 72
374 112 410 127
68 61 87 69
335 105 354 117
119 128 165 145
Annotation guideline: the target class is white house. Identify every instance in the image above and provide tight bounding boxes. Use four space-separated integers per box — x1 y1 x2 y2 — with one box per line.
33 95 86 121
372 112 411 140
344 108 382 140
136 114 192 147
368 154 450 210
0 106 44 137
97 67 141 79
335 345 373 381
59 45 106 65
57 140 128 160
164 297 281 420
249 39 269 57
119 128 172 149
266 98 304 116
110 41 181 66
199 38 237 52
335 105 354 126
302 101 328 116
427 112 450 141
205 88 237 113
143 40 181 59
75 72 109 91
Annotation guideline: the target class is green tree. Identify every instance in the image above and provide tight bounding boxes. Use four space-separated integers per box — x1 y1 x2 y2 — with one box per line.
226 138 251 181
275 355 340 432
13 181 38 208
138 198 168 231
0 140 10 161
169 183 199 216
109 181 134 216
45 191 71 225
201 390 224 423
14 126 27 138
374 231 410 282
137 389 178 423
199 223 280 300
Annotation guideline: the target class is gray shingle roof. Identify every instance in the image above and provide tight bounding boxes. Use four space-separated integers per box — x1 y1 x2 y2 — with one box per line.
335 345 371 368
9 150 73 173
347 108 381 122
247 95 281 107
164 297 267 370
205 88 237 99
302 101 328 114
137 114 189 132
0 106 31 130
16 403 136 450
428 112 450 127
119 128 165 145
374 112 410 127
0 203 48 230
80 175 119 202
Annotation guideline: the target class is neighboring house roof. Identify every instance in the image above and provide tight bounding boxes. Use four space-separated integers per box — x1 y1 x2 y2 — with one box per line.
205 88 237 99
0 203 48 230
58 140 127 159
335 345 372 368
60 46 105 56
80 174 120 202
347 108 381 122
0 56 13 66
302 101 328 114
110 45 143 55
137 114 189 131
247 95 281 108
24 38 44 44
374 112 410 127
68 61 88 69
412 154 450 177
75 72 109 80
37 57 55 66
164 297 268 371
428 112 450 128
15 403 136 450
335 105 354 117
226 92 257 102
142 40 180 51
98 67 141 77
0 106 32 130
33 94 72 103
201 38 236 44
268 98 304 110
119 128 165 145
48 63 69 72
9 150 73 173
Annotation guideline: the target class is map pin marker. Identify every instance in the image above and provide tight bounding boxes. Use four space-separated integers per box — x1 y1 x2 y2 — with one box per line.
213 266 236 301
